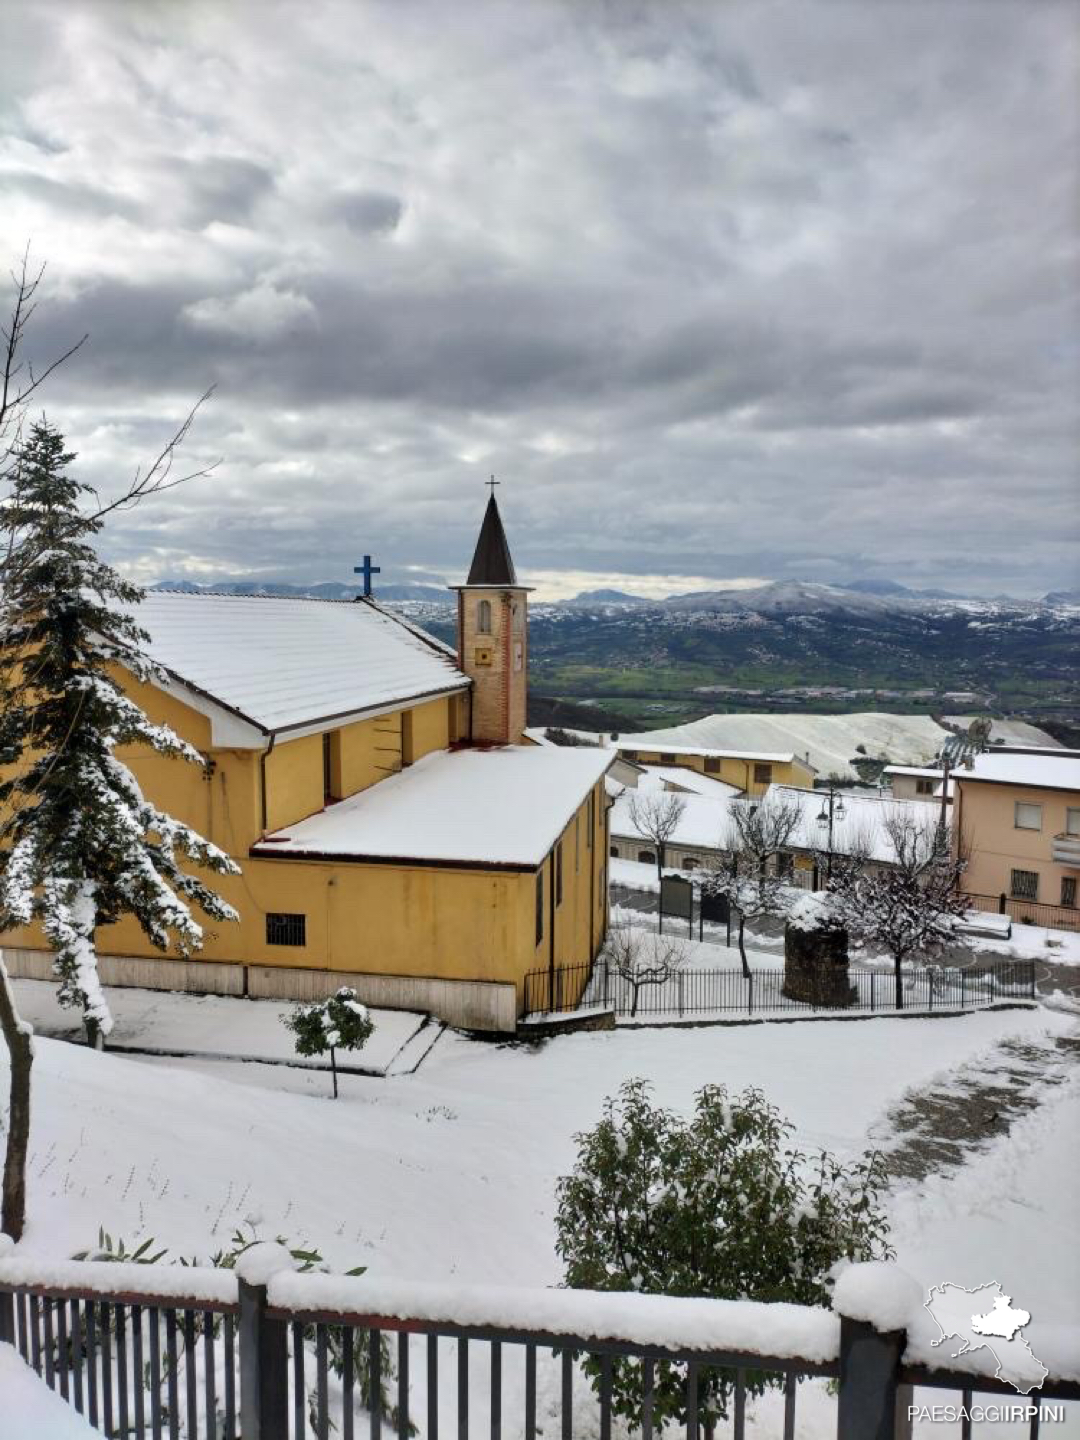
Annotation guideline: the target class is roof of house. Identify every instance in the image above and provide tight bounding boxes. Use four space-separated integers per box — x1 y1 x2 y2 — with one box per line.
610 783 942 864
252 745 613 869
954 751 1080 793
636 766 743 799
768 784 944 863
614 741 804 765
609 790 737 852
464 495 518 586
131 591 467 736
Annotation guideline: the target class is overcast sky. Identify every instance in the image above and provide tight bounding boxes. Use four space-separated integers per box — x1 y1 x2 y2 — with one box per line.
2 0 1077 600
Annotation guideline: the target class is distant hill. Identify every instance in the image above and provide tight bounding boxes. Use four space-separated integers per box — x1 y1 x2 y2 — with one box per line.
153 578 449 603
565 588 652 605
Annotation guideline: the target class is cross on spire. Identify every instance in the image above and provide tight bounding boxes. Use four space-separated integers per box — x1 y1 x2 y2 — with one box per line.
487 474 500 498
353 554 381 597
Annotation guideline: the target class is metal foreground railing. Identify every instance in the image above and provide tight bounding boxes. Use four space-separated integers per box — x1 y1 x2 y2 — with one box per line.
2 1258 1079 1438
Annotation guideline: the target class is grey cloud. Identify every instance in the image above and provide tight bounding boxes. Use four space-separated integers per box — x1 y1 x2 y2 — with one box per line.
328 188 404 233
1 0 1076 597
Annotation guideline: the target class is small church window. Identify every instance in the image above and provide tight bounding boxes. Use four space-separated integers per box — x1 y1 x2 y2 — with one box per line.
477 599 492 634
266 913 306 947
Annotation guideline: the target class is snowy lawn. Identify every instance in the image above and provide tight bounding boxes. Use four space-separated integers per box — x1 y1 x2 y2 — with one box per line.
6 1006 1079 1437
10 979 432 1075
7 1005 1076 1311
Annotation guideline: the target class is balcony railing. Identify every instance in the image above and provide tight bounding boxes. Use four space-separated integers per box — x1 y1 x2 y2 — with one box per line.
2 1255 1078 1438
1050 832 1080 867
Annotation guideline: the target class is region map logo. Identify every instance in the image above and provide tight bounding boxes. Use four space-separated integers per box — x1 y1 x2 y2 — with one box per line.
925 1281 1049 1395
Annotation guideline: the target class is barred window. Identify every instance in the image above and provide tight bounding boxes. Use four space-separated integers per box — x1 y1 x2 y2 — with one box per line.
754 763 773 785
638 850 656 865
1062 877 1077 909
477 599 492 634
704 757 721 773
1010 870 1039 901
660 753 676 763
609 844 619 858
266 913 306 946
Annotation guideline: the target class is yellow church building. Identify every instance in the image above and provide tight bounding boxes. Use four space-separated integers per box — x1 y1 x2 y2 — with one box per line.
1 498 612 1032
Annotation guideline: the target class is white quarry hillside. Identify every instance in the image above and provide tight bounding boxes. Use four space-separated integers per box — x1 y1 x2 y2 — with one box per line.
612 712 1059 781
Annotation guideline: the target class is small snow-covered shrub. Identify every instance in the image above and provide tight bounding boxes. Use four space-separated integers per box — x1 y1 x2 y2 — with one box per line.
284 987 374 1097
555 1080 891 1432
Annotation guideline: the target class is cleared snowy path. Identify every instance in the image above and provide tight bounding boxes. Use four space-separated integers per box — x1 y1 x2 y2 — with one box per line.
10 979 436 1076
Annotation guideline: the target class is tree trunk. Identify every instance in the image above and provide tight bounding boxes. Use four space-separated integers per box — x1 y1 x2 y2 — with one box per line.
738 915 750 979
656 845 664 885
85 1017 105 1051
894 956 904 1011
330 1046 338 1099
0 962 33 1241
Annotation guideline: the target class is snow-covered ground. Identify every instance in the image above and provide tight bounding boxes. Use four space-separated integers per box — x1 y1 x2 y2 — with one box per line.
4 1000 1078 1434
8 1008 1075 1296
9 979 433 1075
1 1342 97 1439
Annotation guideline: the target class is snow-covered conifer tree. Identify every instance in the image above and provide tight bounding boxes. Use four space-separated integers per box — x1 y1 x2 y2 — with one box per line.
0 421 239 1045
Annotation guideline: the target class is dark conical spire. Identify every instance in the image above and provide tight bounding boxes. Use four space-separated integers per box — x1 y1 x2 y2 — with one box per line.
466 494 517 585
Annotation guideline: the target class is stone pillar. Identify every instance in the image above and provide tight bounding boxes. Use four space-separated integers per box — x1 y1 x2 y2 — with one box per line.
782 921 855 1007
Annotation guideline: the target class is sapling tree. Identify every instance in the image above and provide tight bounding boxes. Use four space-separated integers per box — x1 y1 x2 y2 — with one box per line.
701 792 802 976
556 1080 891 1434
284 987 374 1097
602 920 689 1018
828 810 969 1010
0 422 240 1048
627 792 686 883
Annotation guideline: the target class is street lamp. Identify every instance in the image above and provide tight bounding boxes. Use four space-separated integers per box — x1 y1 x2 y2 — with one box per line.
816 785 847 881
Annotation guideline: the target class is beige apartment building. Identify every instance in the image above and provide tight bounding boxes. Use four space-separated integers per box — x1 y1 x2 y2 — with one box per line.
953 748 1080 920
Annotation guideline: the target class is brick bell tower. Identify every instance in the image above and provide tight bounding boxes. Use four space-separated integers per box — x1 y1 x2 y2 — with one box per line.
452 488 531 745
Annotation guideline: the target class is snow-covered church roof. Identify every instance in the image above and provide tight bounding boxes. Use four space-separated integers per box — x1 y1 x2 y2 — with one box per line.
130 591 467 739
252 745 613 868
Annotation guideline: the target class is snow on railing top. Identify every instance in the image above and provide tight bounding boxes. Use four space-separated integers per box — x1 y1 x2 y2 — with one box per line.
0 1256 238 1308
266 1271 840 1366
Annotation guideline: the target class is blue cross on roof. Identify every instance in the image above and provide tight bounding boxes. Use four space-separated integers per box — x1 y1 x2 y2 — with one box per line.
354 554 381 597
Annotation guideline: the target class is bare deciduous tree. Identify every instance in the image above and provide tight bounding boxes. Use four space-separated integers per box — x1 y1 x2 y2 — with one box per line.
627 791 686 883
603 921 690 1018
702 792 803 977
828 810 969 1010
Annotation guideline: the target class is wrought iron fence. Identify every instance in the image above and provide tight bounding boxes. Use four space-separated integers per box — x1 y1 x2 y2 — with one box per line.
963 890 1080 933
2 1259 1078 1439
0 1266 238 1438
523 958 1035 1020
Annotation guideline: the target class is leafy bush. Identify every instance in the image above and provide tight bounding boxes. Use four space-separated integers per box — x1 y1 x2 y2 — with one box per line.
555 1080 892 1432
284 987 374 1095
